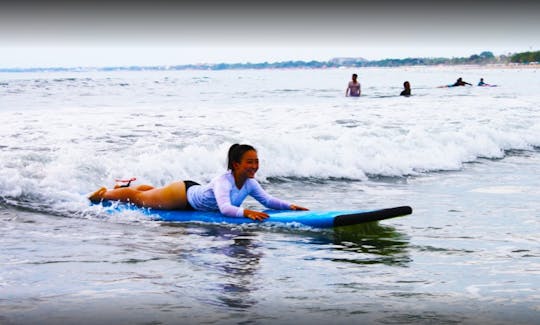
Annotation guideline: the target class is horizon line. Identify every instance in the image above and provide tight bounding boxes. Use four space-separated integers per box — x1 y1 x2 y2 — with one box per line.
2 50 535 72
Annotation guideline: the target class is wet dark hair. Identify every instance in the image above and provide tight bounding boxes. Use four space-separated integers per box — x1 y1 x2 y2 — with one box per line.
227 144 256 171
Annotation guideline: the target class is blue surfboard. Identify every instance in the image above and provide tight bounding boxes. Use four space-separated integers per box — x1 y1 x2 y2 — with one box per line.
97 201 412 228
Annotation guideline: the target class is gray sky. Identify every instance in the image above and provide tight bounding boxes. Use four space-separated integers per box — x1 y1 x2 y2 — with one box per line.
1 1 539 68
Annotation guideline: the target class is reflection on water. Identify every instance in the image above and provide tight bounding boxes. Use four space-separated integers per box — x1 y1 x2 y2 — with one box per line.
318 222 411 267
213 231 262 310
167 224 262 310
162 221 410 312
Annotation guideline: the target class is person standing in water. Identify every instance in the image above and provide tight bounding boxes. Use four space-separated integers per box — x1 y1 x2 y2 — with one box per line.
88 144 308 221
346 73 361 97
400 81 411 96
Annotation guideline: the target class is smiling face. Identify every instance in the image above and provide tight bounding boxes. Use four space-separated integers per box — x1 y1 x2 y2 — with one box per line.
233 150 259 179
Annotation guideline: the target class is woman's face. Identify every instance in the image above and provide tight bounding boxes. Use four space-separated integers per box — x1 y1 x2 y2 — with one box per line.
234 150 259 178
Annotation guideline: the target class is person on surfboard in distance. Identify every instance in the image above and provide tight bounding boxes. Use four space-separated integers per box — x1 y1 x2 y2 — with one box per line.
88 144 308 221
451 77 472 87
477 78 496 87
346 73 361 97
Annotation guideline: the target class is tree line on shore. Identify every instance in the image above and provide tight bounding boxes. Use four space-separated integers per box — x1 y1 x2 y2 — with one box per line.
508 51 540 64
2 50 539 73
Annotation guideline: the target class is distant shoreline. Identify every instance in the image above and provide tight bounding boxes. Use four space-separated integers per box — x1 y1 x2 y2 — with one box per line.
426 63 540 70
0 62 538 73
3 49 539 72
375 63 540 70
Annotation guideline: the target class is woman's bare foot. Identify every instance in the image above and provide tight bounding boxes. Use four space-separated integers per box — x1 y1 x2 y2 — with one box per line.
88 187 107 203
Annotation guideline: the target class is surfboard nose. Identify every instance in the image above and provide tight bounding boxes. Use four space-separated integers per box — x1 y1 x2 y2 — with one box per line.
333 206 413 227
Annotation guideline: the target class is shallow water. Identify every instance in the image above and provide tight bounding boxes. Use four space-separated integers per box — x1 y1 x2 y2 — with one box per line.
1 67 539 324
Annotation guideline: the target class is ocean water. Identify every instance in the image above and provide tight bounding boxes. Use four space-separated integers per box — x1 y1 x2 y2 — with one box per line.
1 66 539 324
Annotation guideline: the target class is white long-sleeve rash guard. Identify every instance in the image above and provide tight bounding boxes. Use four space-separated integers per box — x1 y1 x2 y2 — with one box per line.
186 172 291 217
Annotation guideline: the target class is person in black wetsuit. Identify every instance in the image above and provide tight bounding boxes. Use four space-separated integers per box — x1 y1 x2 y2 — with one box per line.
400 81 411 96
451 77 472 87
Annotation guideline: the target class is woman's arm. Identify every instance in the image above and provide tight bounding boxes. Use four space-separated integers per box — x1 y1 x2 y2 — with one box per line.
213 178 244 218
249 180 308 211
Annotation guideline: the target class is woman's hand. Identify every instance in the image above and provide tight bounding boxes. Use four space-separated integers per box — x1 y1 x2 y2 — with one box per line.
244 209 269 222
290 204 309 211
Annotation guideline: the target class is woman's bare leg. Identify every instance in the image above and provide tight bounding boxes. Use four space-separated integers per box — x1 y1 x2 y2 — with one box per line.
132 185 155 191
89 181 187 210
101 187 145 204
114 184 155 191
91 184 154 202
88 187 107 203
136 181 187 210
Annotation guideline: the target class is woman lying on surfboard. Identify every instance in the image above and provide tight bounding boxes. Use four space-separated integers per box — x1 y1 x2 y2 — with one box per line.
88 144 308 221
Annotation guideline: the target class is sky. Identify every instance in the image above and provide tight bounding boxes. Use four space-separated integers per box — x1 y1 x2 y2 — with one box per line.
1 1 539 68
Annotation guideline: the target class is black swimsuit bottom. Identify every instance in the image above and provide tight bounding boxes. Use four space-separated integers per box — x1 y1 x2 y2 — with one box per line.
183 180 200 210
